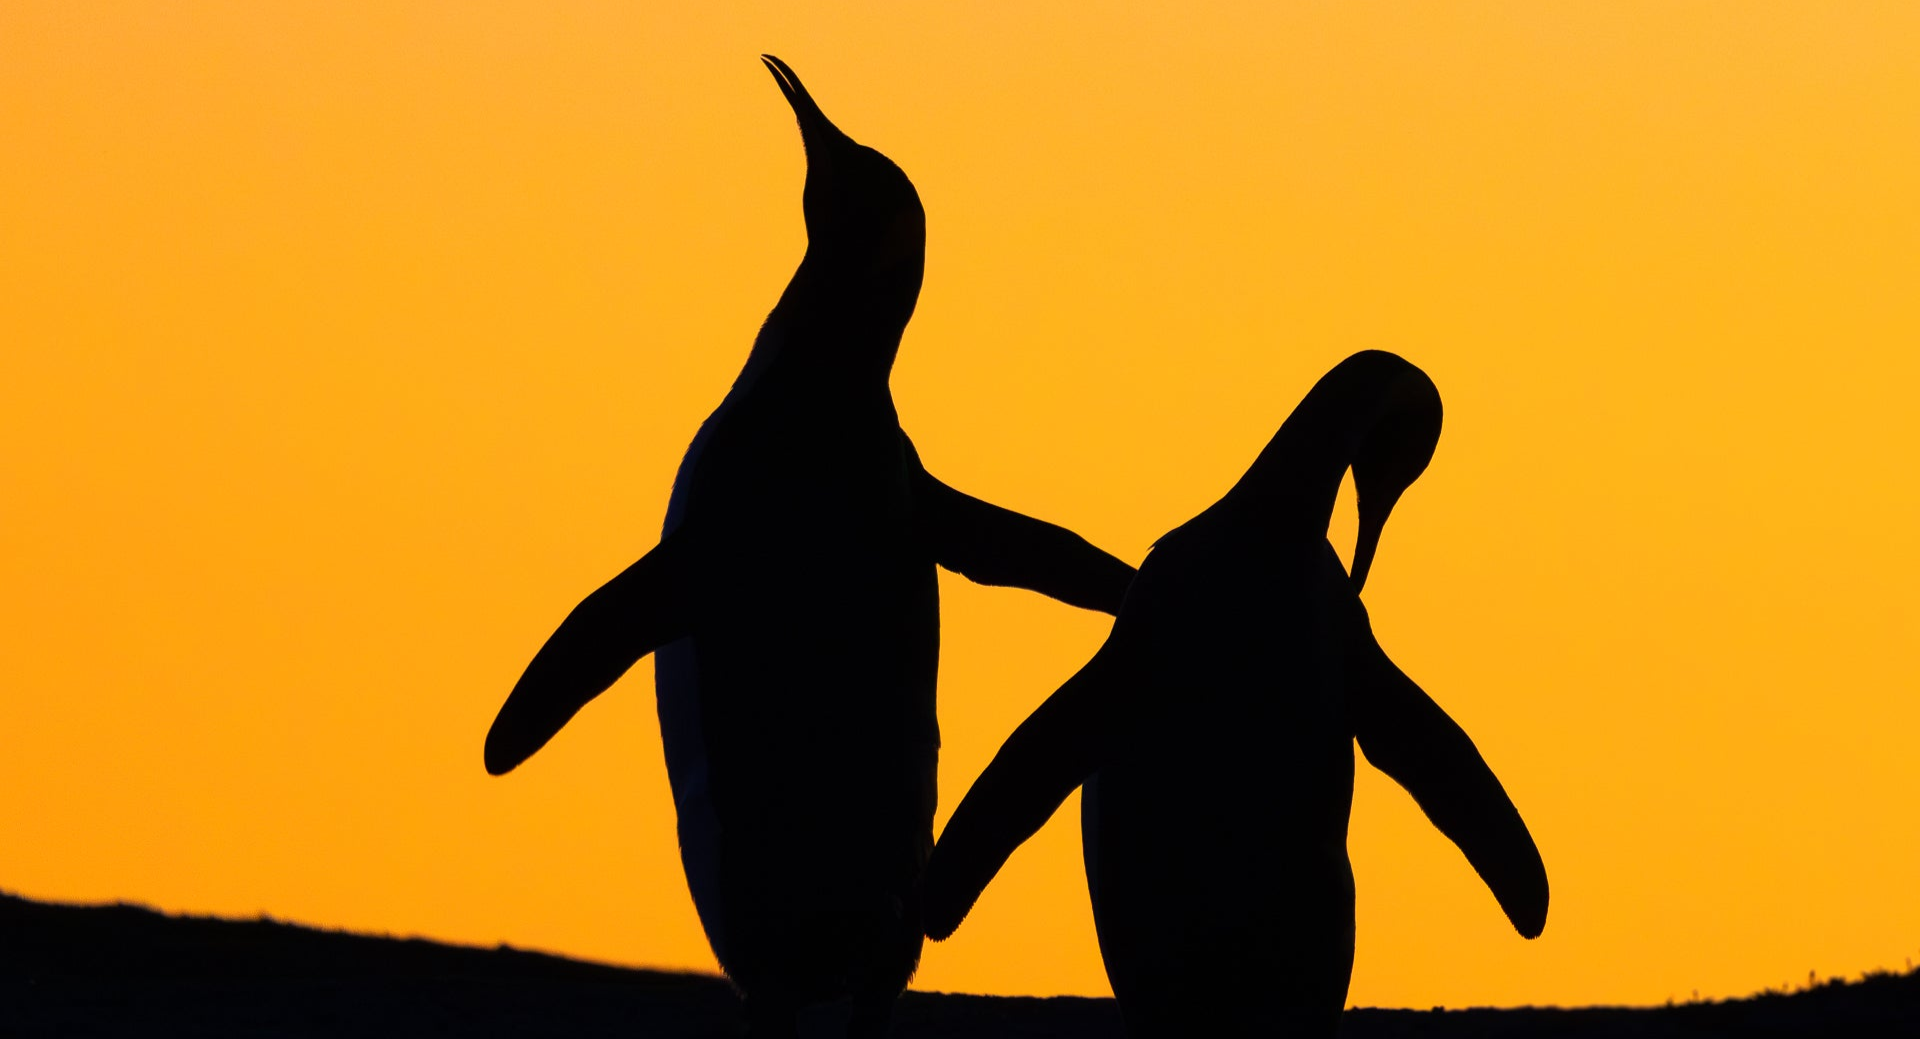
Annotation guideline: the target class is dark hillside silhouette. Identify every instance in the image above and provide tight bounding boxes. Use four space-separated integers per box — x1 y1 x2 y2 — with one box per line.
482 56 1134 1037
921 353 1546 1036
8 893 1920 1038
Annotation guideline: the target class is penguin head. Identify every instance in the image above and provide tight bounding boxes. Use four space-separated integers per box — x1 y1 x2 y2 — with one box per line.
1228 351 1442 592
1347 361 1442 592
762 56 926 305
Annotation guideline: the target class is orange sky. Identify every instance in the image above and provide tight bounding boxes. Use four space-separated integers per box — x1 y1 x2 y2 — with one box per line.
4 1 1918 1009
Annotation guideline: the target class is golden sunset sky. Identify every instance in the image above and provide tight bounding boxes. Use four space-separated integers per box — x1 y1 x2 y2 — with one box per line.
4 2 1918 1009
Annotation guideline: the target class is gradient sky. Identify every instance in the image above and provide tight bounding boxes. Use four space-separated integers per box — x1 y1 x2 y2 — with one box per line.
4 1 1918 1009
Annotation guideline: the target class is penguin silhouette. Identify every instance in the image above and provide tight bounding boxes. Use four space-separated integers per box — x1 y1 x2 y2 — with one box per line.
483 57 1135 1037
919 351 1547 1036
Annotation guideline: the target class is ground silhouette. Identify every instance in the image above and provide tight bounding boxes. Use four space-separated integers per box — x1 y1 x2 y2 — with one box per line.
481 56 1133 1037
921 353 1546 1035
7 893 1919 1037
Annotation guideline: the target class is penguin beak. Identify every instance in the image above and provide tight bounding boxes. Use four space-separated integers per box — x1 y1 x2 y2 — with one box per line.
1349 485 1397 594
762 54 846 157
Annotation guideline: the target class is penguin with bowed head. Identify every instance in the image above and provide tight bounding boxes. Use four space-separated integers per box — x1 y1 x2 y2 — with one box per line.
482 56 1137 1038
919 351 1548 1037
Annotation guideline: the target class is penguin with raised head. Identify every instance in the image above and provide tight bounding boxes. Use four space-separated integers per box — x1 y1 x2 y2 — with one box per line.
919 351 1547 1036
483 56 1136 1038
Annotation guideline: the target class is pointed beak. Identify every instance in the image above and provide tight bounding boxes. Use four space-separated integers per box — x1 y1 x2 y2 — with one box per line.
762 54 844 156
1349 487 1400 594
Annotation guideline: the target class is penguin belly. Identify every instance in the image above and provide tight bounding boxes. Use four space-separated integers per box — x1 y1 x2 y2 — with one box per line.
655 415 939 1004
1084 733 1356 1038
662 554 938 1001
1078 557 1360 1039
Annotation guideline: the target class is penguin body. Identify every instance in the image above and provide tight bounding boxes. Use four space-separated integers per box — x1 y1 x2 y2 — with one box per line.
922 352 1547 1037
1081 529 1361 1036
485 57 1135 1036
654 353 938 1012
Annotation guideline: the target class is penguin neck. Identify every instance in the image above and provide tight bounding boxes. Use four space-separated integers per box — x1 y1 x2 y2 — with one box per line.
748 251 915 395
1216 364 1392 536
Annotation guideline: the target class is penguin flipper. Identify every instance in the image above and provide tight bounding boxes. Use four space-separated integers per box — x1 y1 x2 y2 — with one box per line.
1349 628 1549 938
911 462 1135 615
921 644 1134 940
484 535 693 776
